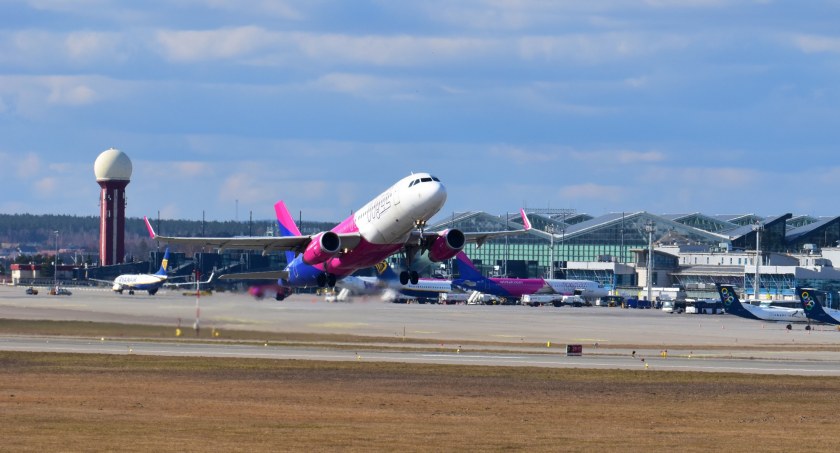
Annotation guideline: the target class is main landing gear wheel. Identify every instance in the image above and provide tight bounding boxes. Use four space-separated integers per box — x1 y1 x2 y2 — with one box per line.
399 271 420 285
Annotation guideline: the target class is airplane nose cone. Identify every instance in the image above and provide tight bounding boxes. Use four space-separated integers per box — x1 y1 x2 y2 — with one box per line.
415 181 447 219
428 181 447 209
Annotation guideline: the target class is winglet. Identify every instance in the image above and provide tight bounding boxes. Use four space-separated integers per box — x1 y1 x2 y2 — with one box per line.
520 209 532 231
143 216 157 239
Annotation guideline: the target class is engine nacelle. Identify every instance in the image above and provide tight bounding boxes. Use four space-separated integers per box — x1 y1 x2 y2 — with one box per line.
302 231 341 265
427 229 466 262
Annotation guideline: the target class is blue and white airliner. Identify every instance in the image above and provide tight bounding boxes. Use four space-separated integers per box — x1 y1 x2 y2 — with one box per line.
91 248 213 295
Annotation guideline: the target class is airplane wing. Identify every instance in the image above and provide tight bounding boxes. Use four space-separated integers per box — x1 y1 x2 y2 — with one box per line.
420 208 533 248
164 273 216 288
144 216 361 252
89 278 115 285
219 270 290 281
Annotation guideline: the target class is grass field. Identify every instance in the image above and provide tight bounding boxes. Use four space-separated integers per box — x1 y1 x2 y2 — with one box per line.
3 351 840 452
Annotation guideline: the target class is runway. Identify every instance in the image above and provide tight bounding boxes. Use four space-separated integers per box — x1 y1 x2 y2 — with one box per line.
2 335 839 376
2 285 840 375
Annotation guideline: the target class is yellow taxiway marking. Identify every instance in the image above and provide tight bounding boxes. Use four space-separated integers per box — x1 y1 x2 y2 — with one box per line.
308 322 369 329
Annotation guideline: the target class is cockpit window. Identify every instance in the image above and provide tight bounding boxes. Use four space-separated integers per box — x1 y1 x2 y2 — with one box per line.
410 176 439 187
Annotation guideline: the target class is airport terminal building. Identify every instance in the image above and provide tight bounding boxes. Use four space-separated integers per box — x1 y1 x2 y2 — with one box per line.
427 209 840 303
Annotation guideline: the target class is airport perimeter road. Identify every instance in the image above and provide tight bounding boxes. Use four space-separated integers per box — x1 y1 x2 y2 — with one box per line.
2 286 838 349
2 335 840 376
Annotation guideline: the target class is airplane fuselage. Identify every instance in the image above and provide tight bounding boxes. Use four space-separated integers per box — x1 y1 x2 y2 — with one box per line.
112 274 166 293
455 277 606 300
718 285 807 322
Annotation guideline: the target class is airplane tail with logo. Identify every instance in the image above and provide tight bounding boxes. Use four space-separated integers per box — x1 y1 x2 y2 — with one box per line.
274 201 302 265
453 252 487 282
796 287 840 325
716 284 760 320
154 248 170 276
374 261 401 283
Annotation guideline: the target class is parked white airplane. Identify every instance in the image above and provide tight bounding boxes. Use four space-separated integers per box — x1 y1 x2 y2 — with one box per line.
91 248 213 295
716 284 807 323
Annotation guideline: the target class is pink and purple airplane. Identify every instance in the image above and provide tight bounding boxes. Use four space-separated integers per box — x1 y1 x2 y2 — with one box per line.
144 173 529 300
452 252 607 301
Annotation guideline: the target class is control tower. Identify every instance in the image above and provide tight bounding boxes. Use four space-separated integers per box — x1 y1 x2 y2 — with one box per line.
94 148 133 265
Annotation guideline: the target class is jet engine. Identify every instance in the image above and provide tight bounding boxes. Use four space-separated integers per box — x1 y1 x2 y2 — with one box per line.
302 231 342 265
427 229 466 262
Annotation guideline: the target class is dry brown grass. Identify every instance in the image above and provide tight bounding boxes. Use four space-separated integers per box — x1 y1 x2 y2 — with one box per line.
2 351 840 452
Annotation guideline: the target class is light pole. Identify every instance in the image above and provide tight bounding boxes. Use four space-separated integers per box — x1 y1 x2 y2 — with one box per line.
546 224 555 279
644 221 655 304
752 222 763 300
53 230 59 290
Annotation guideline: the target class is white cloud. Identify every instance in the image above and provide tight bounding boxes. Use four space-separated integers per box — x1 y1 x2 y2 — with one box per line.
64 31 123 61
311 73 420 100
155 26 274 62
16 153 42 179
175 0 305 20
0 30 125 67
34 177 58 197
172 162 214 178
0 75 130 117
489 146 561 164
518 33 691 64
570 150 666 164
294 33 494 66
792 34 840 54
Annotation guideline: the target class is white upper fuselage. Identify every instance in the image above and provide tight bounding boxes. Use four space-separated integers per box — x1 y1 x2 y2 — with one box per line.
545 279 608 298
351 173 446 245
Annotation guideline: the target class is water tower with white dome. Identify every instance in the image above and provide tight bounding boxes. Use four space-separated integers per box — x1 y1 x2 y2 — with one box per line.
94 148 133 265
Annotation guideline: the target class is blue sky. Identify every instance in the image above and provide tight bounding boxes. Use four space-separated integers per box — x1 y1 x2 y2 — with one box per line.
2 0 839 222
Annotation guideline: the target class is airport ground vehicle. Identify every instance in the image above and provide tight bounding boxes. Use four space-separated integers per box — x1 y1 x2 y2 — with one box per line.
661 300 686 313
521 294 563 307
25 287 38 295
596 295 624 307
625 298 652 309
521 294 588 307
49 287 72 296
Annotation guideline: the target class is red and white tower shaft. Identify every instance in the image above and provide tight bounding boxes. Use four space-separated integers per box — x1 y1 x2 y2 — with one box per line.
98 179 129 265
